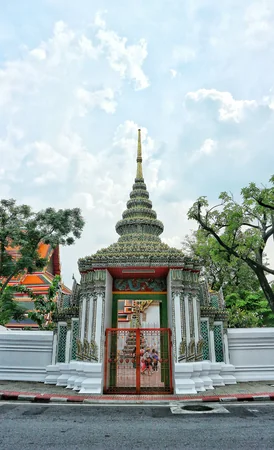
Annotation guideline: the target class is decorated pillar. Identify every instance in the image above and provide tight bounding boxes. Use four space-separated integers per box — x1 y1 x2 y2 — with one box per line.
172 290 183 362
87 294 94 342
94 290 105 362
70 318 80 361
76 269 106 363
169 269 185 362
193 293 203 361
56 322 67 363
209 318 216 362
79 295 87 343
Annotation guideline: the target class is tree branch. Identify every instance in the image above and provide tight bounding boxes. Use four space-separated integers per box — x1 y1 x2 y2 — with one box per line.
194 207 274 275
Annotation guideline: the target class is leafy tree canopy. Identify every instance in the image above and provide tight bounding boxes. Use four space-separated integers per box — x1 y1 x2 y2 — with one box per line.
188 176 274 312
226 290 274 328
28 275 61 330
182 230 260 295
0 198 85 325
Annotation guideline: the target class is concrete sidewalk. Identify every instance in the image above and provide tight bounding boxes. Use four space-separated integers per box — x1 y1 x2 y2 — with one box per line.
1 380 274 404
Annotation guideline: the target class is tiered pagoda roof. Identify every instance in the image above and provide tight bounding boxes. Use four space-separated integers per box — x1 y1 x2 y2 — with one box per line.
2 244 71 328
79 129 199 271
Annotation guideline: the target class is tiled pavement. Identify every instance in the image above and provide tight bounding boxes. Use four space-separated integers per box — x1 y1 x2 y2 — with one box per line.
1 380 274 403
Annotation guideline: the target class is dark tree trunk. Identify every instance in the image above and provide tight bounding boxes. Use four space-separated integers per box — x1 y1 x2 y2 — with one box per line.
253 266 274 312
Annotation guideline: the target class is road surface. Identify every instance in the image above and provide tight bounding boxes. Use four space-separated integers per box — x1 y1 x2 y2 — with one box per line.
0 402 274 449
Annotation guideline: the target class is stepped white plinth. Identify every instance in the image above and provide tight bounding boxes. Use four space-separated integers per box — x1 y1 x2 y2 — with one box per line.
44 364 61 385
191 362 206 392
79 363 103 394
200 361 214 390
56 363 71 386
208 362 225 387
174 363 197 395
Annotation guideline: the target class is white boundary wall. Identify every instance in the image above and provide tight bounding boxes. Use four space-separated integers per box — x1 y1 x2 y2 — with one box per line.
228 328 274 381
0 330 53 382
1 327 274 387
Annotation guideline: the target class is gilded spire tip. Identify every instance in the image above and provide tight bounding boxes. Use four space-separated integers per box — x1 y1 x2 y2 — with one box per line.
136 128 143 179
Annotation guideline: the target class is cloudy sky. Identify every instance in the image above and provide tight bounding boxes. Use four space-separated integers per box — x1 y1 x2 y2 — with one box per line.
1 0 274 286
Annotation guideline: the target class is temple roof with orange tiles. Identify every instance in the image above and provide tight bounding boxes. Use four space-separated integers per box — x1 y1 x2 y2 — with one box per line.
2 243 71 328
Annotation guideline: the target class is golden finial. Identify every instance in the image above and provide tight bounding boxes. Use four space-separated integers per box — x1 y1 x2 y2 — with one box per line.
136 128 143 179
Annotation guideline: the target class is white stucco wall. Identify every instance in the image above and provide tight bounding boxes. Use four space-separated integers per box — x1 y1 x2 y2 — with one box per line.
142 303 160 327
228 328 274 381
0 330 53 382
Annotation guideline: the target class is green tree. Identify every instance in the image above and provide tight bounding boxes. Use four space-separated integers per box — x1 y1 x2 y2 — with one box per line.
188 176 274 312
0 285 27 326
0 199 84 325
225 291 274 328
28 275 61 330
182 230 260 295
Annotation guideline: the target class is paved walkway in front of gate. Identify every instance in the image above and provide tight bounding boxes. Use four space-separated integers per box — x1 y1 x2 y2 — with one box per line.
1 380 274 403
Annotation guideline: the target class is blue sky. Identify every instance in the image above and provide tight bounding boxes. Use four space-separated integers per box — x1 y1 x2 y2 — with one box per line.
0 0 274 286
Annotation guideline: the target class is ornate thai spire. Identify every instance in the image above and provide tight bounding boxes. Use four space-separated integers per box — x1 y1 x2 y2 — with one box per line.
78 128 199 271
115 128 164 241
136 128 143 180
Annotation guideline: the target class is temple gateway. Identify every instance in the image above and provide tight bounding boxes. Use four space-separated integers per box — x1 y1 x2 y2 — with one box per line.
45 130 236 394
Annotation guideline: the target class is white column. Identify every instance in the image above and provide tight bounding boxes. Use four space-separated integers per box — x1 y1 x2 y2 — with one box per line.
80 297 87 343
174 292 182 362
95 293 103 361
223 333 230 364
51 333 57 365
184 294 190 345
209 329 216 362
193 296 199 345
87 295 94 342
65 329 71 363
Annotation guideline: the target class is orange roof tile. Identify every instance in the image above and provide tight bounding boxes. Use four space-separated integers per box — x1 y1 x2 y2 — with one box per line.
22 274 45 285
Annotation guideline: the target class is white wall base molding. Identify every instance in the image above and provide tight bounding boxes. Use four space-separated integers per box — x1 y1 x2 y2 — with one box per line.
208 362 225 386
0 366 48 382
220 363 237 384
200 361 214 390
174 363 197 395
234 365 274 382
44 364 62 384
56 363 72 386
79 363 103 394
66 361 81 389
190 362 206 392
72 363 87 391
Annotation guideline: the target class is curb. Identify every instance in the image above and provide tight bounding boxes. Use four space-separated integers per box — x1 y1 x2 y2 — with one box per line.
1 391 274 404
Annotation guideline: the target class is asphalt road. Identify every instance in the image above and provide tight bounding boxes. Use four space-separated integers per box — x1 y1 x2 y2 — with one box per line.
0 402 274 450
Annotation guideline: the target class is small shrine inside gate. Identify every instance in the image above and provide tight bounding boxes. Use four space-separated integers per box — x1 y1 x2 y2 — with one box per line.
45 129 236 395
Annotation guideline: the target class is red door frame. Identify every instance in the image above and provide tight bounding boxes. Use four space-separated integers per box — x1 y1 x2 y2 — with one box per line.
104 327 173 395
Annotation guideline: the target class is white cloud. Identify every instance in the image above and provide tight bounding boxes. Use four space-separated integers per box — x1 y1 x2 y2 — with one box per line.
78 35 100 59
200 138 216 155
75 87 117 115
186 89 258 122
190 138 217 162
0 15 149 118
94 11 107 29
34 171 58 186
30 48 47 60
244 1 274 48
0 126 27 181
1 2 274 287
96 26 149 90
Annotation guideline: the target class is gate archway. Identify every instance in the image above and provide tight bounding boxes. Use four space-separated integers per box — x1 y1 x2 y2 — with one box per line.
104 328 173 395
